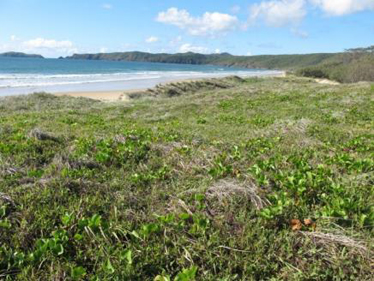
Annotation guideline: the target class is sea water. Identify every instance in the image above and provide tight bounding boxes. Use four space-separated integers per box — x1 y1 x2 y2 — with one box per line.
0 57 282 96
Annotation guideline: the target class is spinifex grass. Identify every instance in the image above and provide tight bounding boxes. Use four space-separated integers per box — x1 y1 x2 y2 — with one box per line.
0 77 373 280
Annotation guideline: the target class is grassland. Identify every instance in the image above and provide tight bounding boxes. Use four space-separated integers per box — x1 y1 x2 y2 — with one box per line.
0 77 373 280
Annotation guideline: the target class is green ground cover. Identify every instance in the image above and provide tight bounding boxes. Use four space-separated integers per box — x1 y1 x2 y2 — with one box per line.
0 77 373 280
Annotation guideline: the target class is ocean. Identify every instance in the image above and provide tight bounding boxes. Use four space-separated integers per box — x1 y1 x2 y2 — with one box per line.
0 57 282 96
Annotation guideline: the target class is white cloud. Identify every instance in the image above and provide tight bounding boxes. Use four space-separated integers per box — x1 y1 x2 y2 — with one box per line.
1 36 78 57
215 48 221 54
10 35 20 42
0 43 9 52
21 38 77 57
145 36 159 43
250 0 306 27
248 0 374 28
100 47 108 53
309 0 374 16
102 3 113 10
23 38 73 49
157 8 239 37
179 43 209 53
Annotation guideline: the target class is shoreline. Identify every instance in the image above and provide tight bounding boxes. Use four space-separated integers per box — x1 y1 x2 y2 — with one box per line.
53 77 208 101
1 72 286 101
54 73 287 101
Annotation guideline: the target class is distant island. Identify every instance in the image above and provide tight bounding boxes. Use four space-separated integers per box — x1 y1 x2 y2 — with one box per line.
63 48 374 83
0 52 44 59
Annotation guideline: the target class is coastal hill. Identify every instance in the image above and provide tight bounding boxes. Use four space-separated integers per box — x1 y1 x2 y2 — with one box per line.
64 48 374 83
65 51 336 70
0 51 44 59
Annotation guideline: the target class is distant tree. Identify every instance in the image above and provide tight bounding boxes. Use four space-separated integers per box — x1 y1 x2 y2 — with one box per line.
345 46 374 53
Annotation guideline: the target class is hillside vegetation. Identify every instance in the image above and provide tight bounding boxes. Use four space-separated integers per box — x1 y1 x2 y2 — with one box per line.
65 51 336 70
65 48 374 83
0 77 373 280
297 51 374 83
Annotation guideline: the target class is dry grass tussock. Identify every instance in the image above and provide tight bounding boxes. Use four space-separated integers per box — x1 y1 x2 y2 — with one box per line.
0 192 15 206
205 179 268 210
29 128 60 142
301 231 373 259
270 118 313 135
127 76 245 99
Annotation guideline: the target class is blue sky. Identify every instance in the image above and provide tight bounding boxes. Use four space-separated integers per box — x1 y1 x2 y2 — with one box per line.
1 0 373 57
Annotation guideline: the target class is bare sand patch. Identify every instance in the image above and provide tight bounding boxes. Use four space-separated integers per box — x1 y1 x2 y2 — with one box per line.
54 90 144 101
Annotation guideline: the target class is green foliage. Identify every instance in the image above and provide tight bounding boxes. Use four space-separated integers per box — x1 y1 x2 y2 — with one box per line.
0 77 373 280
297 52 374 83
174 266 198 281
65 51 337 71
71 266 86 280
65 49 374 82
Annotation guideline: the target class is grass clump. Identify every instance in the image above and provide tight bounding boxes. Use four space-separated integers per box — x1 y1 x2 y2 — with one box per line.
0 77 373 280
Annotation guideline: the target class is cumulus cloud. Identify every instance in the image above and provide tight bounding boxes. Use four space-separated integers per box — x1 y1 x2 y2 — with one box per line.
157 8 239 37
145 36 159 43
0 43 10 52
250 0 306 27
21 38 77 57
179 43 209 53
10 35 20 42
249 0 374 28
310 0 374 16
23 38 73 49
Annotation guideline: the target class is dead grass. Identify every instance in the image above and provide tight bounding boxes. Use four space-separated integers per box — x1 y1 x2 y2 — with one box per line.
0 192 15 206
301 231 373 259
29 128 60 142
206 179 268 210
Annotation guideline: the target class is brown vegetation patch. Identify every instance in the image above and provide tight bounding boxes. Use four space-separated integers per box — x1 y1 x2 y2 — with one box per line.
29 128 60 142
206 179 268 210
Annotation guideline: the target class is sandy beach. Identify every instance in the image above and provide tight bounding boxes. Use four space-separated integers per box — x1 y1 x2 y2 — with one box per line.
53 73 287 101
53 78 208 101
54 89 143 101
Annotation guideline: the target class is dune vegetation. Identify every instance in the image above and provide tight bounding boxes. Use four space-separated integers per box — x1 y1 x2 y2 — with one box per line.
297 49 374 83
0 77 373 280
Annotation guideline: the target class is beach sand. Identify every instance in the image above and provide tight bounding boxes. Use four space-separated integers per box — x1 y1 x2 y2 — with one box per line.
53 72 287 101
53 78 202 101
52 78 203 101
54 89 144 101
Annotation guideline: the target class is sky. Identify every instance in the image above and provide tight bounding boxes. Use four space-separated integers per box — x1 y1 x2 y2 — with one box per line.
0 0 374 58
